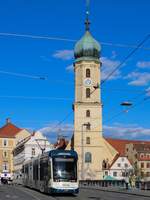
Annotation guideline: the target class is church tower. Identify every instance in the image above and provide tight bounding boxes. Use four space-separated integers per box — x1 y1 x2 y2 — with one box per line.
73 7 103 180
67 3 118 180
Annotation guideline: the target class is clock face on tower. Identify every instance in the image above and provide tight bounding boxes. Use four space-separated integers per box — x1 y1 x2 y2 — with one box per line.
84 78 92 86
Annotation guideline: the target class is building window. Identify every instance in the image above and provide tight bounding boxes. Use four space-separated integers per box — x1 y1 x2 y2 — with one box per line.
141 171 144 177
122 172 126 177
147 172 150 177
86 68 90 78
117 163 121 167
32 148 35 156
125 163 128 168
3 151 7 158
85 152 92 163
3 139 7 146
86 123 91 131
86 110 90 117
86 88 90 98
86 137 90 144
141 154 144 158
105 171 108 176
147 163 150 168
141 162 144 168
113 172 117 177
3 162 8 171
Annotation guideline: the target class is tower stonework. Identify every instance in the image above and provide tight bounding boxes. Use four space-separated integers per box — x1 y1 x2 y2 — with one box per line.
67 15 117 180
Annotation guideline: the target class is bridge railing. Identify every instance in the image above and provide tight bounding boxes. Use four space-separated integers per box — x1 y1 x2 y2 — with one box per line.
79 180 150 190
79 180 126 188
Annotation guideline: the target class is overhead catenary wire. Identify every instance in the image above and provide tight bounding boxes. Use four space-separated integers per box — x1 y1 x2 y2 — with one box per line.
103 94 150 124
0 95 72 101
0 32 150 50
101 34 150 85
0 69 46 80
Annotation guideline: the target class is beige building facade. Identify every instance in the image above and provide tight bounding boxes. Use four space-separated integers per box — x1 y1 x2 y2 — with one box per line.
0 119 30 179
126 143 150 181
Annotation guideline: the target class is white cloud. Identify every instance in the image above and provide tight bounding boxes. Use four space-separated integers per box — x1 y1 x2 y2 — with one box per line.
103 124 150 139
66 64 74 72
137 61 150 69
53 50 74 60
101 57 121 80
39 123 73 143
39 122 150 142
125 72 150 86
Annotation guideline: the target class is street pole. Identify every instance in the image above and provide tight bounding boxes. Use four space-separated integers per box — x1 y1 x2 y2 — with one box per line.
81 124 84 180
81 123 89 180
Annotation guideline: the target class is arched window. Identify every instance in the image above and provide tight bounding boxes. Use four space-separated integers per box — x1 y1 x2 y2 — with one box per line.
86 68 90 78
86 110 90 117
85 152 92 163
86 123 91 130
86 137 90 144
86 88 90 98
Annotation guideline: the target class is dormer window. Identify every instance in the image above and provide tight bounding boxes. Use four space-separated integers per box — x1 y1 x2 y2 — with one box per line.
3 139 7 147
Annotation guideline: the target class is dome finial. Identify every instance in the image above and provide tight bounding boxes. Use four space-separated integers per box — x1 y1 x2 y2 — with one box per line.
85 0 90 31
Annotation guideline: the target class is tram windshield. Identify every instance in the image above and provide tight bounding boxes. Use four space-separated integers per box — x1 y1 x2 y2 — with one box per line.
53 157 77 181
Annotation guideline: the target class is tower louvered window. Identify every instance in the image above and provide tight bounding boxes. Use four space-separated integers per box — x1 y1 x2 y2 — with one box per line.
86 110 90 117
86 88 90 98
86 68 90 78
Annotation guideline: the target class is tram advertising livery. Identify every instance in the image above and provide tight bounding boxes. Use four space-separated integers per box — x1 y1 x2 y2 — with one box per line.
22 150 79 194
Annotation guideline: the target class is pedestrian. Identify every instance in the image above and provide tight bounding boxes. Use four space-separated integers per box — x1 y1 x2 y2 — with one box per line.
125 176 129 190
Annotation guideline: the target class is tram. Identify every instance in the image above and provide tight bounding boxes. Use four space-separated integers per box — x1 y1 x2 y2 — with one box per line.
22 149 79 194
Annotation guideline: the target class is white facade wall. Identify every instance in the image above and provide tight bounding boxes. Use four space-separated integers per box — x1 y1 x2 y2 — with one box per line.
13 131 52 181
104 157 133 180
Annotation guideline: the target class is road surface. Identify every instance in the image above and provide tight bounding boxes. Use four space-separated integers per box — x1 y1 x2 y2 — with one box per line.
0 185 149 200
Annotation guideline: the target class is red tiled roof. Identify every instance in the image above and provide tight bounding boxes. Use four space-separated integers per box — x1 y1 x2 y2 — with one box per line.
0 123 22 138
105 137 150 156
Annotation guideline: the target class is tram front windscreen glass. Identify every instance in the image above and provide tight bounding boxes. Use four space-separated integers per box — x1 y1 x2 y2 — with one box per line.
53 157 77 181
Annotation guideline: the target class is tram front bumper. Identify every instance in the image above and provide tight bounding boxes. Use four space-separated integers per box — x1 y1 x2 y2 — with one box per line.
49 187 79 194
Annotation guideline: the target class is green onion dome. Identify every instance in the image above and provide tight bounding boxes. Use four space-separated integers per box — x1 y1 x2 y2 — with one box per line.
74 30 101 63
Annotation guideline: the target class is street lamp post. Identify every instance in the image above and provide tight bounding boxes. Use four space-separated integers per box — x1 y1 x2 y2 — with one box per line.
81 123 89 180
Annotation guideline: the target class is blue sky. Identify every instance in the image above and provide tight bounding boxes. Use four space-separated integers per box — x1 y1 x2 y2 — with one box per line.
0 0 150 142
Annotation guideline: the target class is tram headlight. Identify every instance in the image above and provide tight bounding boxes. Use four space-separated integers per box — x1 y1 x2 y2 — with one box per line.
57 170 62 176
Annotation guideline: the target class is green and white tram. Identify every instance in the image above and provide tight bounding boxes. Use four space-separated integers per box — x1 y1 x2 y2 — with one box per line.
22 150 79 194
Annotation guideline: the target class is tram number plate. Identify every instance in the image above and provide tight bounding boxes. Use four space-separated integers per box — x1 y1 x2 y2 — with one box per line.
62 183 70 187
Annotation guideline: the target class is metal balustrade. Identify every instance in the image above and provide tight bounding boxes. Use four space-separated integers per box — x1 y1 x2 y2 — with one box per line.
79 180 150 190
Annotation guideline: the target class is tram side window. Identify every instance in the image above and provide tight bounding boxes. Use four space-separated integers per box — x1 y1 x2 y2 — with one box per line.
25 164 29 177
40 159 48 181
48 161 51 179
33 160 39 180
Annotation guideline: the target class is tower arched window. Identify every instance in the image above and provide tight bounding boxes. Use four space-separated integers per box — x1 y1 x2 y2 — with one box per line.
86 88 90 98
86 110 90 117
86 123 91 130
86 137 90 144
85 152 92 163
86 68 91 78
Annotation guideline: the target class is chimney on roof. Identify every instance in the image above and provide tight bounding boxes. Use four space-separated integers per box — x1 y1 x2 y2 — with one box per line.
6 118 11 124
